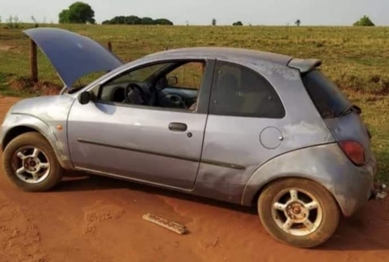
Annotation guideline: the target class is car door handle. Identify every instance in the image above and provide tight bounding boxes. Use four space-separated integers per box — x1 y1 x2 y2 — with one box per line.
169 122 188 132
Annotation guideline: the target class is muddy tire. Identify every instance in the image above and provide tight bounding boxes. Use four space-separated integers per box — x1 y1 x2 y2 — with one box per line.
2 132 64 192
257 178 340 248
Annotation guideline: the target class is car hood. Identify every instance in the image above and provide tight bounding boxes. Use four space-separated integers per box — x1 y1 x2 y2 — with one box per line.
23 27 123 88
10 95 76 121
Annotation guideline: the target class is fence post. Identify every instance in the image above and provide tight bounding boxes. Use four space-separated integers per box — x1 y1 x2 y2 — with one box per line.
30 39 38 83
107 41 112 52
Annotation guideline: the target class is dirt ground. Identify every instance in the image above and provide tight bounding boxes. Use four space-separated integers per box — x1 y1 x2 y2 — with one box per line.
0 96 389 262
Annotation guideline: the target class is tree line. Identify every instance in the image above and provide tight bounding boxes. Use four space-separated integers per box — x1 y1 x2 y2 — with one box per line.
56 2 376 27
58 2 173 25
11 1 368 26
102 16 173 25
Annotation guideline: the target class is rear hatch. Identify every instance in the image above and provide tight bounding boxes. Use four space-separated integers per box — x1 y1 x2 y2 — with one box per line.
301 69 373 165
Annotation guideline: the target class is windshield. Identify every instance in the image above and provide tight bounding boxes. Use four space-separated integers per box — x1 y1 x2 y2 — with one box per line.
302 70 352 119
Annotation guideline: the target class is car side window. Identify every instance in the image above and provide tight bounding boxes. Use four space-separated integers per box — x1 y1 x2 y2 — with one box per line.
166 62 205 90
209 61 285 118
94 60 207 113
110 63 167 85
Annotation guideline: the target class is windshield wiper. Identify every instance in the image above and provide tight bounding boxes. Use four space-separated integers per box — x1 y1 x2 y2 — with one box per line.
339 104 362 117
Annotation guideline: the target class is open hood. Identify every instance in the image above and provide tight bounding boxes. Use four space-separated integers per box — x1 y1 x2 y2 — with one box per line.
23 28 123 87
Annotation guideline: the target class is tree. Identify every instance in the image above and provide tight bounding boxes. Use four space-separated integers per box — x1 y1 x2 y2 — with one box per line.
6 15 20 28
141 17 154 25
103 16 126 24
59 2 95 24
124 15 142 24
353 15 375 26
154 18 173 25
233 21 243 26
31 16 39 27
59 10 70 23
212 18 217 26
295 19 301 26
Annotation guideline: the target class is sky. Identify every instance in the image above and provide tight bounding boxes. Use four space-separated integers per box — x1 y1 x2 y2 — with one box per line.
0 0 388 26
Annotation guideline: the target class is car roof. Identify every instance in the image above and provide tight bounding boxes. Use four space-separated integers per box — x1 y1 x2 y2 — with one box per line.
144 47 293 66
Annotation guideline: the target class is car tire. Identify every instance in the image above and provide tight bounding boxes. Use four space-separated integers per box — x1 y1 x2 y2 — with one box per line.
2 132 64 192
257 178 340 248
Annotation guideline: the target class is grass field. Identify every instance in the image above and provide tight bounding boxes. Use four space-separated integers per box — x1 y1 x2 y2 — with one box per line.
0 24 388 182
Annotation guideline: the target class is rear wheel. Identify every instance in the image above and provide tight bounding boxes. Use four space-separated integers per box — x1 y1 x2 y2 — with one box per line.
257 178 340 248
2 132 64 192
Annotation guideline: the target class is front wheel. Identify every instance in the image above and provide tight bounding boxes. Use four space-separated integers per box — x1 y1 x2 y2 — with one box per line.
2 132 64 192
257 178 340 248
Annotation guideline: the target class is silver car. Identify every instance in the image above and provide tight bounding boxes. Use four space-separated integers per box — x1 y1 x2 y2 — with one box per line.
0 28 386 248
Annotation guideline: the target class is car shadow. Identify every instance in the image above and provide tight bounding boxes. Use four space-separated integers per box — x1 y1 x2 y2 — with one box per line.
57 171 389 251
318 213 389 251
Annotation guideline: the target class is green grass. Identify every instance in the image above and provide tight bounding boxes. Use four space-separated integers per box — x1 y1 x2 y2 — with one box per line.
350 94 389 182
0 24 388 182
1 24 389 92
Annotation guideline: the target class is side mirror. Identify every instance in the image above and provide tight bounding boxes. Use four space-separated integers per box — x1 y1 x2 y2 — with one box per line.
78 91 92 105
167 76 178 86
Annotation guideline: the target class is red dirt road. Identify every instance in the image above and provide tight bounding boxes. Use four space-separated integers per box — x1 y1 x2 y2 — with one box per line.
0 96 389 262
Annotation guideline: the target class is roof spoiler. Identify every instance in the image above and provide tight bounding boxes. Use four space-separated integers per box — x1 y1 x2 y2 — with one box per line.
287 58 322 74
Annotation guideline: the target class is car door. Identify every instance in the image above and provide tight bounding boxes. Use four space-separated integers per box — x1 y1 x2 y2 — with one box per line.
193 60 289 202
67 59 215 190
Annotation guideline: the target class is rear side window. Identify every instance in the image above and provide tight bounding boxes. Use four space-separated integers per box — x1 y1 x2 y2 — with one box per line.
302 70 351 119
209 61 285 118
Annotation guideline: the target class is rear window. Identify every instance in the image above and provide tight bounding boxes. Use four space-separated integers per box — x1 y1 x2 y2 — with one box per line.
209 61 285 118
302 70 351 119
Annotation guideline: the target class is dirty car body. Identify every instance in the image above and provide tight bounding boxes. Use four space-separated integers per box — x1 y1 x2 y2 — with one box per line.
0 28 385 248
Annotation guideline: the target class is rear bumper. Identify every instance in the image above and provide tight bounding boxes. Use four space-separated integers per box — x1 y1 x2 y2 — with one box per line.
338 155 382 217
369 182 387 200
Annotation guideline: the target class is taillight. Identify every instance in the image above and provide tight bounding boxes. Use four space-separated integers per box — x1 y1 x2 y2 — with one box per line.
339 140 365 166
